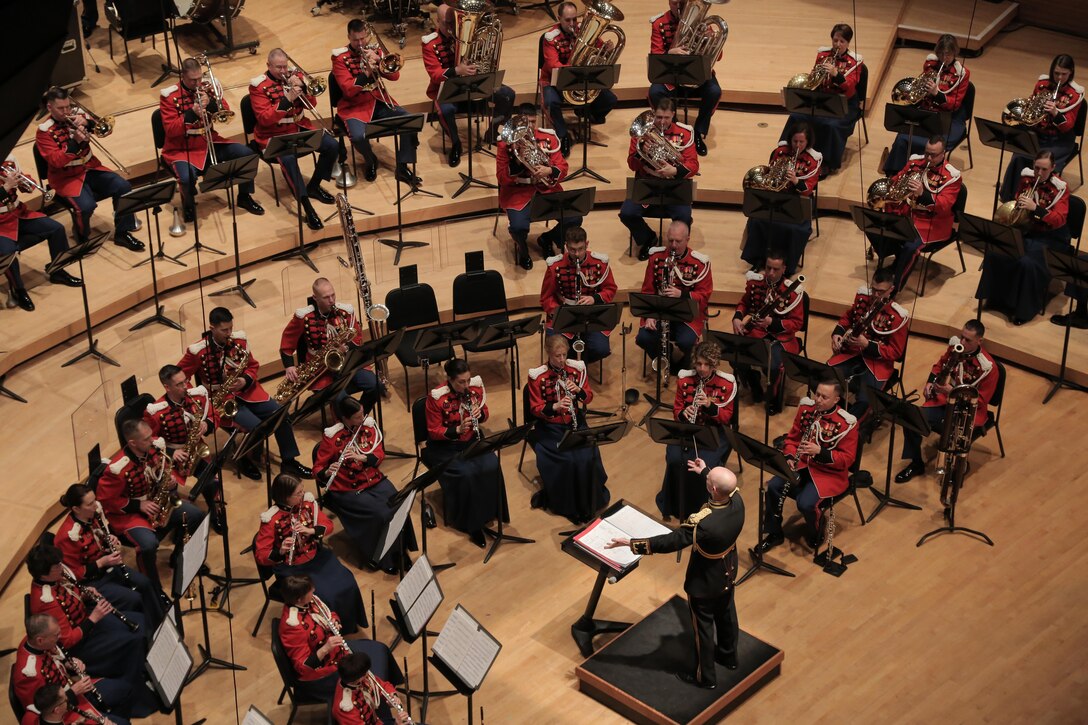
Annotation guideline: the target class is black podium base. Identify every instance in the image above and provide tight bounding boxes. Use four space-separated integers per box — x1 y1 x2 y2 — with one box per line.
571 614 630 658
576 595 783 724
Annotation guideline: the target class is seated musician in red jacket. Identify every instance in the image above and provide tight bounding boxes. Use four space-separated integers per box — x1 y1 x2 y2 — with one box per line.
332 652 412 725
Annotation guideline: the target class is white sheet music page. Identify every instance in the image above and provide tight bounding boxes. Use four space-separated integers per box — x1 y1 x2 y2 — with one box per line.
606 505 672 539
573 518 639 571
146 617 192 706
433 605 500 690
396 554 433 608
242 706 275 725
406 579 442 637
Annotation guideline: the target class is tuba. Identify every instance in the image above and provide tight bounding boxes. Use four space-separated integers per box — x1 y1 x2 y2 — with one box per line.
452 0 503 75
787 48 841 91
743 148 798 192
1003 82 1062 127
629 110 685 173
670 0 729 87
499 116 557 188
936 384 979 506
891 62 943 106
994 175 1041 228
866 170 923 211
561 0 626 105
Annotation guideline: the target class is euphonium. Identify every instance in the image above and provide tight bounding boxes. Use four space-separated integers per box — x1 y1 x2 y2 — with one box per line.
452 0 503 75
1003 81 1062 127
743 148 798 192
671 0 729 87
629 110 684 173
787 48 840 91
891 62 944 106
936 384 979 506
561 0 626 105
274 321 356 404
499 116 557 188
866 170 923 211
994 175 1041 228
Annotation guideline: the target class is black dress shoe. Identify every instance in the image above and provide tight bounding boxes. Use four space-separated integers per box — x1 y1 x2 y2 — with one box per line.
11 288 34 311
469 529 487 548
715 651 738 670
48 269 83 287
448 145 462 168
182 205 195 223
210 505 227 536
1052 312 1088 329
637 244 651 261
238 459 262 481
676 672 716 690
363 161 378 182
895 461 924 483
530 490 546 509
237 194 265 216
423 503 437 529
301 199 324 230
395 166 422 187
307 185 335 205
516 243 533 270
695 135 708 157
560 135 572 158
282 459 314 479
754 534 784 554
113 231 145 252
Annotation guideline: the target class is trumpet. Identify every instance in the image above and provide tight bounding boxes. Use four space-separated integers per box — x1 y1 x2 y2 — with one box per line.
0 160 55 203
64 101 129 175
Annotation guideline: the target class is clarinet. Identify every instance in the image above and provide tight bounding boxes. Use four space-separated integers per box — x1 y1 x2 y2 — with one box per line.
62 567 139 632
555 368 579 431
311 595 351 652
55 645 106 710
779 411 820 520
367 671 414 724
684 375 708 423
286 511 301 567
656 251 679 387
461 391 482 440
69 704 109 724
90 504 133 588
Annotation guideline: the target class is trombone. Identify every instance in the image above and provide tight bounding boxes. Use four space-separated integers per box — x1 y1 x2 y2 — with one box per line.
278 60 334 139
283 52 328 96
66 100 129 175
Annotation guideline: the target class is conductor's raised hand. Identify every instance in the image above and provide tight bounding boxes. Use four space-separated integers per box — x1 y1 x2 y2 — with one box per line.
687 457 707 474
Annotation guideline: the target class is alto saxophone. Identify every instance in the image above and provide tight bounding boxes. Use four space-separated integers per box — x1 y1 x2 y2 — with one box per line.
209 344 250 424
146 447 180 529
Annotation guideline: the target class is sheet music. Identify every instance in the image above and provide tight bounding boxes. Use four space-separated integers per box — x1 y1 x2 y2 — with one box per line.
395 555 442 638
406 579 442 637
176 515 209 598
574 519 640 570
606 505 673 539
242 706 274 725
433 605 501 690
379 489 417 561
396 554 434 607
146 617 192 707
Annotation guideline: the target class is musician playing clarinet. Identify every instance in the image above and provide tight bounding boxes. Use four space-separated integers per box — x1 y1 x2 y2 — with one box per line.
278 574 401 702
757 378 857 552
21 682 122 725
333 653 412 725
540 225 616 364
313 397 417 574
255 474 366 633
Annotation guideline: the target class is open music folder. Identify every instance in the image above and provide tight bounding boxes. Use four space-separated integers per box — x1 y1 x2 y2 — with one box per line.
573 505 672 572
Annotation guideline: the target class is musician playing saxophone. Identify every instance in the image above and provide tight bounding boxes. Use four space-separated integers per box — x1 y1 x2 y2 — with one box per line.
539 225 616 362
895 320 997 483
278 574 400 702
757 378 857 553
621 97 698 261
423 4 516 168
333 653 412 725
636 220 711 370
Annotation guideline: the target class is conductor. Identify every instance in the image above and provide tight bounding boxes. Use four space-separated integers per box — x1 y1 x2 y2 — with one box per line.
606 460 744 689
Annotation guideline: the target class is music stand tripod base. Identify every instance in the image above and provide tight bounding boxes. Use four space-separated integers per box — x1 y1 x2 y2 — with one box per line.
377 237 429 266
209 277 258 308
0 375 28 403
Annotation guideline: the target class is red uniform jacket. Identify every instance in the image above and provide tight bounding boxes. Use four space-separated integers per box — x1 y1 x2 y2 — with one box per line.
639 246 713 335
97 439 182 535
278 602 348 681
12 640 98 715
29 569 91 650
34 114 110 198
497 128 567 211
734 271 804 353
672 369 736 426
924 337 998 427
421 31 457 101
766 142 822 197
918 54 970 113
159 81 233 170
811 47 863 99
648 10 721 92
627 120 698 179
0 157 48 240
280 302 362 391
333 675 397 724
783 401 858 498
1027 76 1084 139
178 330 270 405
885 155 961 243
332 46 402 124
1012 169 1069 234
143 386 219 449
249 71 318 149
540 250 617 332
255 492 332 567
540 25 575 87
827 287 910 382
313 419 385 493
21 706 105 725
54 508 111 582
527 360 592 425
426 377 489 442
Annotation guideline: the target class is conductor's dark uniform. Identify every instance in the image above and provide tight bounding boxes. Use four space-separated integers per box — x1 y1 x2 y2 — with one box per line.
631 480 745 687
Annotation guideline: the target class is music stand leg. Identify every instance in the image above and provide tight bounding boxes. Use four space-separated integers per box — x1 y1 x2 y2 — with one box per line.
866 424 921 523
377 134 430 265
63 258 120 368
150 10 181 87
1043 301 1088 403
131 209 184 330
0 375 27 403
736 470 795 585
210 187 259 307
452 104 498 198
567 108 609 183
571 568 630 657
482 455 536 564
184 575 247 685
133 206 186 268
271 193 318 273
638 343 667 426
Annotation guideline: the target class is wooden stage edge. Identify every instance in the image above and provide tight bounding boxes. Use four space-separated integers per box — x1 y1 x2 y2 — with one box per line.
898 0 1020 47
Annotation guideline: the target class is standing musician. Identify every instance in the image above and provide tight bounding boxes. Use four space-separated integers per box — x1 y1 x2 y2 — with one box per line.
647 0 724 157
21 682 123 725
423 358 506 549
781 23 863 176
895 320 997 483
526 335 609 524
731 250 804 416
540 1 620 158
740 121 821 276
178 306 312 481
882 35 970 175
497 104 575 269
635 220 712 372
96 419 205 588
35 87 143 253
333 19 422 186
333 653 412 725
978 151 1072 325
277 574 400 702
159 57 264 223
280 277 381 411
249 48 339 231
143 364 224 533
1000 54 1083 201
0 154 81 312
540 225 616 364
423 4 516 168
872 136 961 291
620 97 698 261
255 474 367 634
313 397 417 574
658 342 736 520
54 483 165 633
607 462 744 688
757 378 857 552
828 269 909 418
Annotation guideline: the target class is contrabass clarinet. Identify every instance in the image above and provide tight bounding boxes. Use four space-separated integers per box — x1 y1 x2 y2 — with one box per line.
653 251 679 386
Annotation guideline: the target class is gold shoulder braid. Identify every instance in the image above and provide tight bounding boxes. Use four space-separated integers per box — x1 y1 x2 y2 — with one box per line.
684 505 713 528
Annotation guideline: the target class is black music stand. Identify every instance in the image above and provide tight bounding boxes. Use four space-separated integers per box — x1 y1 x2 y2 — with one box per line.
975 118 1040 214
288 365 354 428
459 424 534 563
883 104 951 170
704 329 771 437
441 71 505 198
782 87 849 123
850 204 919 272
627 178 695 247
151 0 182 87
474 314 542 426
390 461 456 572
743 186 812 258
647 53 713 127
47 236 118 368
118 180 184 331
200 0 259 58
628 292 696 425
552 301 621 376
351 329 409 457
264 130 323 273
957 212 1025 320
556 420 630 531
555 64 621 183
529 186 595 246
417 319 481 367
864 386 926 523
201 154 261 307
782 352 847 398
130 178 186 270
647 418 719 545
730 429 797 585
1042 250 1088 403
234 402 295 506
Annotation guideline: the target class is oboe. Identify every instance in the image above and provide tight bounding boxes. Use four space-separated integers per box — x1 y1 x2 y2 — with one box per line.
367 671 414 724
61 567 139 632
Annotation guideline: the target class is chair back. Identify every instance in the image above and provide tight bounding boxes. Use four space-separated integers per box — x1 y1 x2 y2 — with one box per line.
240 95 257 141
452 269 509 318
856 64 869 111
250 534 275 584
411 396 430 448
328 71 342 112
1067 194 1085 242
953 182 969 214
1074 99 1087 139
269 618 301 690
113 393 155 449
31 145 49 184
8 667 23 723
386 283 441 331
151 109 166 151
961 81 976 121
989 358 1007 409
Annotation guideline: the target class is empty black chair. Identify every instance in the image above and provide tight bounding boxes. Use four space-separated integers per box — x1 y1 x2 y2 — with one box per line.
105 0 167 84
452 266 520 377
386 281 454 410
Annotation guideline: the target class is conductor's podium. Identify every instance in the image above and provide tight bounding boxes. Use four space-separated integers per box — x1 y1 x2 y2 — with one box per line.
575 595 783 724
